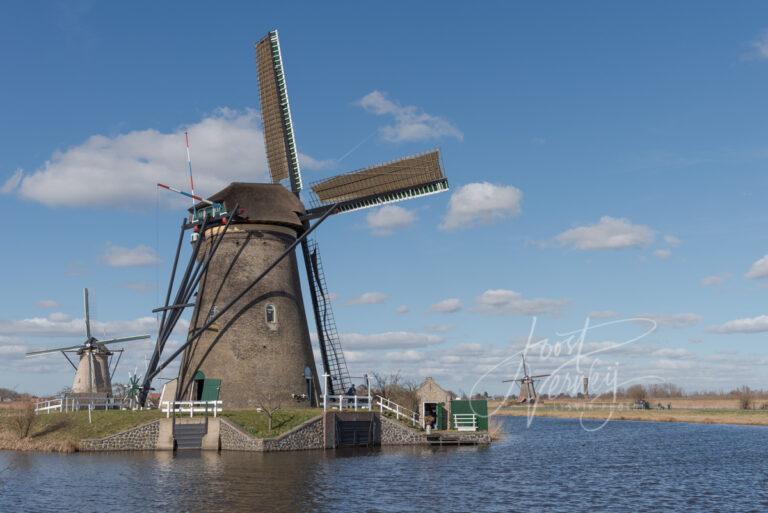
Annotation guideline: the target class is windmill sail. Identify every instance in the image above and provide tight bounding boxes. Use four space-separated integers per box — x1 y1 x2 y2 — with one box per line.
255 30 302 193
309 150 448 214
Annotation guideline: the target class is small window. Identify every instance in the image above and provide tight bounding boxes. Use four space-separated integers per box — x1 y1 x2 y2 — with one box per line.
266 304 277 325
208 305 218 323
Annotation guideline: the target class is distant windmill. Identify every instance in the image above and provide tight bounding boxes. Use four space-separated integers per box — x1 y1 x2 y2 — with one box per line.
26 289 150 396
140 29 451 407
503 355 551 404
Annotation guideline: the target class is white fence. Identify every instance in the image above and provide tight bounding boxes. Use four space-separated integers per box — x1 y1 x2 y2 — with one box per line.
453 413 477 432
35 399 63 414
322 394 372 411
161 400 223 418
377 395 420 427
35 396 123 414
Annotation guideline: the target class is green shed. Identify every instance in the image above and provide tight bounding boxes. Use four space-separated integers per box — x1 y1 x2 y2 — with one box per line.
450 399 488 431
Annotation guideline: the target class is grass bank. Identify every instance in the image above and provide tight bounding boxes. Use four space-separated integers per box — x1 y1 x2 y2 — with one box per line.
221 408 319 438
0 409 163 452
0 407 322 452
492 406 768 426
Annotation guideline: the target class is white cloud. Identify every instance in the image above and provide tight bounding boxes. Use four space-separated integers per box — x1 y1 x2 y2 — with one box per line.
745 255 768 279
654 359 695 370
347 292 388 305
709 315 768 334
11 108 327 208
341 331 444 349
36 299 60 309
440 182 522 230
589 310 619 319
750 30 768 60
48 312 72 323
555 216 655 250
651 348 693 359
101 244 159 267
1 169 22 193
429 298 462 314
395 305 409 315
653 249 672 260
636 313 701 328
664 235 682 247
701 274 728 287
384 350 426 363
122 281 155 293
366 205 416 236
473 289 568 316
0 315 159 338
357 90 463 143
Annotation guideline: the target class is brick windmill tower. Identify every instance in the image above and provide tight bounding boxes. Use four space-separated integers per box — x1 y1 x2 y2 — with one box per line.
142 30 450 408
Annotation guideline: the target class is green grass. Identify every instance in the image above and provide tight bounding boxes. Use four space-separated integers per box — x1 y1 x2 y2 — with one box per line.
222 408 320 438
0 409 163 452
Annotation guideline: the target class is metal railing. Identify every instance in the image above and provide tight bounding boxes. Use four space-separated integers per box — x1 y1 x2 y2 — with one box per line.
376 395 420 427
161 400 223 418
453 413 477 432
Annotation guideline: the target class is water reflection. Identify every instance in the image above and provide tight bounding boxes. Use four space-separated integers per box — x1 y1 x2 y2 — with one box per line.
1 418 767 513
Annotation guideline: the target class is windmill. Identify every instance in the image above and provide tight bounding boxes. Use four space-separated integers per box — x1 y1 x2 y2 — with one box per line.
140 30 450 408
502 355 551 404
25 289 151 396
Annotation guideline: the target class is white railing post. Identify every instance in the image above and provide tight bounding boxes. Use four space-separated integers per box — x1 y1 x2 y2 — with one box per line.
321 373 329 412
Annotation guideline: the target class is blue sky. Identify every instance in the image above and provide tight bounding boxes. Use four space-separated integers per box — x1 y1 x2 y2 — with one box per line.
2 1 768 396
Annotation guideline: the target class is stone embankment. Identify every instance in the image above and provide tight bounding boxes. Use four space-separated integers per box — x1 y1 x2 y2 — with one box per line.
79 412 490 451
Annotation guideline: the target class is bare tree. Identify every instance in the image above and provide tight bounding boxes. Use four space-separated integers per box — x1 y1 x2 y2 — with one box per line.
627 384 647 402
253 392 282 431
371 372 419 411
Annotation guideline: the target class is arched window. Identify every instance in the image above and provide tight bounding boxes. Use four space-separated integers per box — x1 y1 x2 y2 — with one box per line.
266 304 277 325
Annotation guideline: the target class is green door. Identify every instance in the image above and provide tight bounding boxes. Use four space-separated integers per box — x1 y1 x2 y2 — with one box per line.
201 379 221 401
436 403 447 430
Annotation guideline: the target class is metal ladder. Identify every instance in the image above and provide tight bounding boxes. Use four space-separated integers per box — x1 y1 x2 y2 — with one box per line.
308 238 352 396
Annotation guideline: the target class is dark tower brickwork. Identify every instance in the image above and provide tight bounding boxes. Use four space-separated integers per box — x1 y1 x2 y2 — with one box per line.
177 183 320 408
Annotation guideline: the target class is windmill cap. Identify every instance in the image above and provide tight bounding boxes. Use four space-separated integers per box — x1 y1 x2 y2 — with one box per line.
192 183 306 230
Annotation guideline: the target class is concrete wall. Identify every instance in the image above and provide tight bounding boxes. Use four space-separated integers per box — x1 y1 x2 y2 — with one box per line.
80 419 160 451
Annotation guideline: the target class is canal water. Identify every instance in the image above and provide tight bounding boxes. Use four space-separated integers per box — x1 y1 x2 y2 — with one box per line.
1 417 767 512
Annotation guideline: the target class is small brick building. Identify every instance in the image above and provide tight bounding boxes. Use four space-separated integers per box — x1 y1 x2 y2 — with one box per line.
416 377 453 430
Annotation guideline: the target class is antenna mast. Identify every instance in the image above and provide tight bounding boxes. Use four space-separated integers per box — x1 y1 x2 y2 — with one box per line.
185 131 196 215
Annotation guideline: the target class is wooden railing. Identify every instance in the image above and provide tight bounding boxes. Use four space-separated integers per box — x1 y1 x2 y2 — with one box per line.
453 413 477 432
161 400 223 418
376 396 420 427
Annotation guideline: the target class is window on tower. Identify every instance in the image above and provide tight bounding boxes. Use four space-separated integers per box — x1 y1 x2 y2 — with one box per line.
266 304 277 326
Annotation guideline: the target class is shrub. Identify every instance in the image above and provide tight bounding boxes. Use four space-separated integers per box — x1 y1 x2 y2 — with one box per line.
737 386 753 410
9 401 36 439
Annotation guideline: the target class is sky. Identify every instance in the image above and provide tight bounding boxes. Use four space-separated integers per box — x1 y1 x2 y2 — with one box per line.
2 1 768 397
